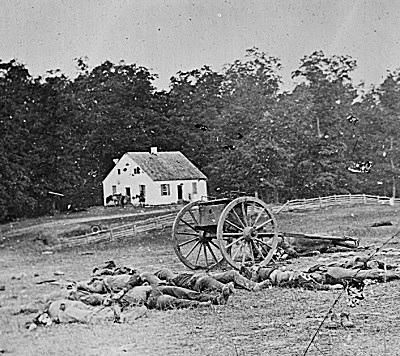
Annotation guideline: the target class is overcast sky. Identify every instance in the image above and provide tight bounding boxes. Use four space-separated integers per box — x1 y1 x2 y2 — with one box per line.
1 0 400 90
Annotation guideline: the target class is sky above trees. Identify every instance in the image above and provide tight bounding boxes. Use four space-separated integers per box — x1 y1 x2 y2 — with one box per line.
1 0 400 90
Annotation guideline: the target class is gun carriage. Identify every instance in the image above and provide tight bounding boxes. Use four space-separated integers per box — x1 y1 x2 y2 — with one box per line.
172 196 279 270
172 196 359 270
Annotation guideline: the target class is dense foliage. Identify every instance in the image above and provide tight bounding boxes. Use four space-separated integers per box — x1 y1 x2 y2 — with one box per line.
1 49 400 221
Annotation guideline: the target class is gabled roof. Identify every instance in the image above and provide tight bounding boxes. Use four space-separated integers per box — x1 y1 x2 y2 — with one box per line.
126 151 207 181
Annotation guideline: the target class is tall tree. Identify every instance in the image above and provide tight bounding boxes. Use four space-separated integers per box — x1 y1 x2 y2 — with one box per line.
71 60 159 205
0 60 39 220
360 70 400 198
207 48 284 199
290 51 359 197
165 66 225 170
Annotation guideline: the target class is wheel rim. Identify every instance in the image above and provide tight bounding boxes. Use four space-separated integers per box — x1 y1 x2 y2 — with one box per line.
172 201 224 270
216 196 278 269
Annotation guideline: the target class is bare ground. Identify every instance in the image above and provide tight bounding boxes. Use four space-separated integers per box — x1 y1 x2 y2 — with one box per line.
1 204 400 356
0 205 180 250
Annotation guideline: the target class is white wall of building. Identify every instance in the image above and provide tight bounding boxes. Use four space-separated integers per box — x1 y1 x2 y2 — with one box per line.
152 179 208 205
102 154 208 206
102 154 154 205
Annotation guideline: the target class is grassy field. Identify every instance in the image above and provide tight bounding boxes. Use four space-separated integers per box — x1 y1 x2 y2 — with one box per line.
0 204 181 250
1 204 400 355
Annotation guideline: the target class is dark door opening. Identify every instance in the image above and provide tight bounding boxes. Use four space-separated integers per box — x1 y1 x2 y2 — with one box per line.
139 185 146 207
177 184 183 201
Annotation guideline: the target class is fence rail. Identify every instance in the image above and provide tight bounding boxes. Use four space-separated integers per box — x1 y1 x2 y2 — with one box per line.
274 194 400 214
52 212 177 249
52 194 398 249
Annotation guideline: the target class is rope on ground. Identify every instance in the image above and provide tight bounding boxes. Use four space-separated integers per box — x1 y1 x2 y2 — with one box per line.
302 228 400 356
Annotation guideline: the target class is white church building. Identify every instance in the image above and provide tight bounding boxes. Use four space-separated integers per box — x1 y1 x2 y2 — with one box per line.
102 147 208 206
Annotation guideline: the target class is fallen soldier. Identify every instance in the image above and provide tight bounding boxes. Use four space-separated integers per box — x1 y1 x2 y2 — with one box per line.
274 233 359 259
76 269 243 297
76 272 143 294
313 255 398 271
28 283 234 329
28 299 148 329
91 260 137 277
154 268 264 292
88 260 266 292
249 257 400 290
117 283 234 309
144 283 234 310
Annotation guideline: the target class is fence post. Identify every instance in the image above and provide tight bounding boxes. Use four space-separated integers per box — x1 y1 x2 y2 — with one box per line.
109 228 113 241
133 224 137 236
363 194 366 204
319 196 322 208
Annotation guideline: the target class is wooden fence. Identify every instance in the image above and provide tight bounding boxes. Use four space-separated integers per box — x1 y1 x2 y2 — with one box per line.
52 194 398 249
275 194 400 214
52 212 177 249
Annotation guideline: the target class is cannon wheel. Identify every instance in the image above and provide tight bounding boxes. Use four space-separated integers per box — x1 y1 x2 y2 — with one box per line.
172 201 224 270
216 196 279 270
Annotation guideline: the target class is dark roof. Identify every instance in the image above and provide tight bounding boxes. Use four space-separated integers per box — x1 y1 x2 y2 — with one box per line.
126 151 207 181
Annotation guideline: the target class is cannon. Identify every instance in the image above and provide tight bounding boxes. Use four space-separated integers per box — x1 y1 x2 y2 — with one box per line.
172 196 279 270
172 196 360 270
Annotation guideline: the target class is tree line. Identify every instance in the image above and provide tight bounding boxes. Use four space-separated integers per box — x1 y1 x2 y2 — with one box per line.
1 48 399 222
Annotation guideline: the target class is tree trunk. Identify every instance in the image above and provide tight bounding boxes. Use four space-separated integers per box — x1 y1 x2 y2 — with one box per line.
390 136 396 200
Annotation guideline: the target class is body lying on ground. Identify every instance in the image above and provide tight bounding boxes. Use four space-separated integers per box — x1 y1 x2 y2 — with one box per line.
249 256 400 290
28 283 234 328
26 256 399 327
76 265 262 296
27 268 237 327
275 235 359 258
153 268 259 292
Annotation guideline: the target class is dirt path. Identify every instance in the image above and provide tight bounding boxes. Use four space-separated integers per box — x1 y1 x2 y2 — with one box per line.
1 207 180 238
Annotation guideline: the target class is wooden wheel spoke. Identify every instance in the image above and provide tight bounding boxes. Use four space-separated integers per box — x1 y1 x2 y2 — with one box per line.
231 243 242 262
178 236 199 248
254 237 271 248
176 232 199 237
252 207 264 228
254 239 273 259
194 244 202 265
206 243 219 264
241 242 247 265
222 232 243 238
252 240 266 259
255 218 273 231
184 240 200 259
207 257 225 270
188 209 199 225
247 202 256 226
209 240 221 250
225 235 246 249
231 208 246 228
225 219 243 231
249 240 255 264
203 244 209 266
180 218 198 232
241 203 248 226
